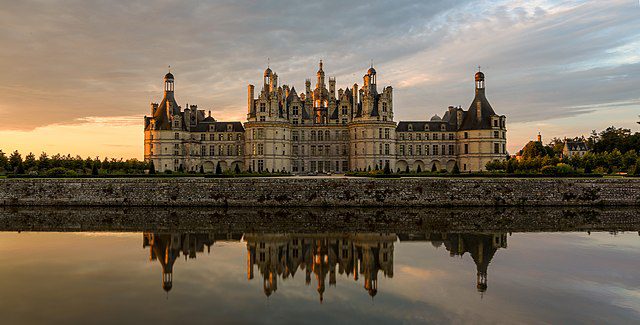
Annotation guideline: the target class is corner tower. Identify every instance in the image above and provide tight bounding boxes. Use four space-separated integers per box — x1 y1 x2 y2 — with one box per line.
457 69 507 172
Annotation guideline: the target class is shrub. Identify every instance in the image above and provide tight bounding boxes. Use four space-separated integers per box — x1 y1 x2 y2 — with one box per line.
541 165 557 175
44 167 77 177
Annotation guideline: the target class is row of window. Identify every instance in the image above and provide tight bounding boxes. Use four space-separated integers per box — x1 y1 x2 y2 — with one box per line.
398 144 456 156
171 132 243 141
399 132 455 141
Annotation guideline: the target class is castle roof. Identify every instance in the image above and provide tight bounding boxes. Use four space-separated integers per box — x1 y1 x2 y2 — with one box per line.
459 89 498 130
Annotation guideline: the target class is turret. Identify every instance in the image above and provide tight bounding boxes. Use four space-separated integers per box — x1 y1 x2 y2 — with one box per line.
164 72 174 93
317 60 325 87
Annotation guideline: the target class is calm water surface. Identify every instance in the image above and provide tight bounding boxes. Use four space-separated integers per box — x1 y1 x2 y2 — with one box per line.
0 228 639 324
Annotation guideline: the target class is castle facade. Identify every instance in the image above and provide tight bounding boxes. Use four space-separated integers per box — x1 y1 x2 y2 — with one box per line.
144 62 506 173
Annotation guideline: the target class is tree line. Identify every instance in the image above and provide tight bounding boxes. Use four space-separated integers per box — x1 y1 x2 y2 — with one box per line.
0 150 148 176
486 126 640 175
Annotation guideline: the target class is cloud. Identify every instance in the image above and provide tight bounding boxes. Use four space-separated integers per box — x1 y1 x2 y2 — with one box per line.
0 0 638 156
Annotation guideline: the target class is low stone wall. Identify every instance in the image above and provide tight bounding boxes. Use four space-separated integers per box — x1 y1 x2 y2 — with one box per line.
1 177 640 207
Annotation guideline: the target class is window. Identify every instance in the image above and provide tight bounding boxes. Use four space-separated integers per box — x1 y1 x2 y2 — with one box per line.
464 132 468 139
259 116 266 122
259 102 266 112
318 131 323 141
209 134 215 141
200 146 205 156
256 129 265 139
292 131 299 141
449 133 454 140
341 118 347 125
425 145 430 155
408 145 413 155
384 144 390 155
494 120 498 127
408 124 413 131
257 160 264 172
293 145 299 155
494 143 500 154
311 131 317 141
417 133 422 141
400 133 405 140
257 144 264 155
175 144 179 149
379 143 383 155
464 144 469 154
227 145 233 156
416 145 422 155
209 145 215 156
433 145 439 155
342 145 347 155
378 128 382 139
342 161 348 171
218 134 224 141
382 102 387 113
174 133 180 140
448 145 454 155
325 130 330 140
311 145 316 155
494 131 499 139
385 128 390 139
341 106 347 115
293 119 299 125
292 106 299 115
399 145 405 155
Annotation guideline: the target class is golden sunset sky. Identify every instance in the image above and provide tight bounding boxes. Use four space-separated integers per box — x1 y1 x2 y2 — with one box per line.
1 0 639 159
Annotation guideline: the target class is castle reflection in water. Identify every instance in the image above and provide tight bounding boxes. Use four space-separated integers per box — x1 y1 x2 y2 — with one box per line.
143 232 507 301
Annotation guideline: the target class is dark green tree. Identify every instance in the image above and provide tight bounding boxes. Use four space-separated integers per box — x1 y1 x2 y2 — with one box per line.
92 162 99 176
9 150 22 172
416 165 422 173
0 150 8 172
383 162 391 175
215 162 222 175
431 163 437 172
23 152 37 171
234 164 241 174
405 165 410 173
452 163 460 174
148 161 156 174
199 165 204 174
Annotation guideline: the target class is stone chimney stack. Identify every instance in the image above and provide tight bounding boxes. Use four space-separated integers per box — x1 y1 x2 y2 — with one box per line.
247 84 255 115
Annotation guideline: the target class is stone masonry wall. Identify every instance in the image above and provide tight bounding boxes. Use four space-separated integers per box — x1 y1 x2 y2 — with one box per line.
1 178 640 207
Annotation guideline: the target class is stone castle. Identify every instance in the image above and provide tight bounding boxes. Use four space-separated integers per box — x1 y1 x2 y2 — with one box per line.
144 61 507 173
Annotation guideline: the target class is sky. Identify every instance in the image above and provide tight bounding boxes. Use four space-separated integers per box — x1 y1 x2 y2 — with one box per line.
0 0 639 159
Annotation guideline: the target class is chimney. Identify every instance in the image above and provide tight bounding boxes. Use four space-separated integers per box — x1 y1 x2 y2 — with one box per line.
537 132 542 143
247 85 254 115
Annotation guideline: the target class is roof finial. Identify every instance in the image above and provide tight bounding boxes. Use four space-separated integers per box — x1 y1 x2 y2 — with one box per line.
477 65 481 72
168 65 171 73
370 59 374 68
319 59 323 70
267 57 270 68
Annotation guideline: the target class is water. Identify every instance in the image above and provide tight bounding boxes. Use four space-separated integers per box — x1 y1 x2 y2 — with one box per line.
0 208 639 324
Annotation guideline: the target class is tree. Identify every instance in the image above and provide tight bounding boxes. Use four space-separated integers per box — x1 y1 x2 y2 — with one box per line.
37 152 49 170
452 163 460 174
92 162 100 175
431 163 437 172
0 150 8 172
23 152 37 171
547 138 565 157
9 150 22 172
234 164 241 174
383 162 391 175
199 165 205 174
178 164 185 173
521 141 548 159
416 165 422 173
215 162 222 175
148 161 156 174
405 165 410 173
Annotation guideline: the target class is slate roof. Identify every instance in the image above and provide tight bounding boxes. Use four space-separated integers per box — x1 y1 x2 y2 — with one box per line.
149 93 180 130
459 89 498 130
191 121 245 132
396 121 457 132
565 141 588 151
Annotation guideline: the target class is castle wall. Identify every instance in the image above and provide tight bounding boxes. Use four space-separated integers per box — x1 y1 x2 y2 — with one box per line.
2 178 639 207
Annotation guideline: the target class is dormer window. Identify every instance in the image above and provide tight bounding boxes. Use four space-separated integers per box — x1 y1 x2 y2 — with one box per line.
293 106 299 116
408 124 413 131
424 125 429 131
227 124 233 132
440 124 445 131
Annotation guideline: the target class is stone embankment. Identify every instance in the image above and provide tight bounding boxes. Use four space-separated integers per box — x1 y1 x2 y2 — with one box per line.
1 177 639 207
